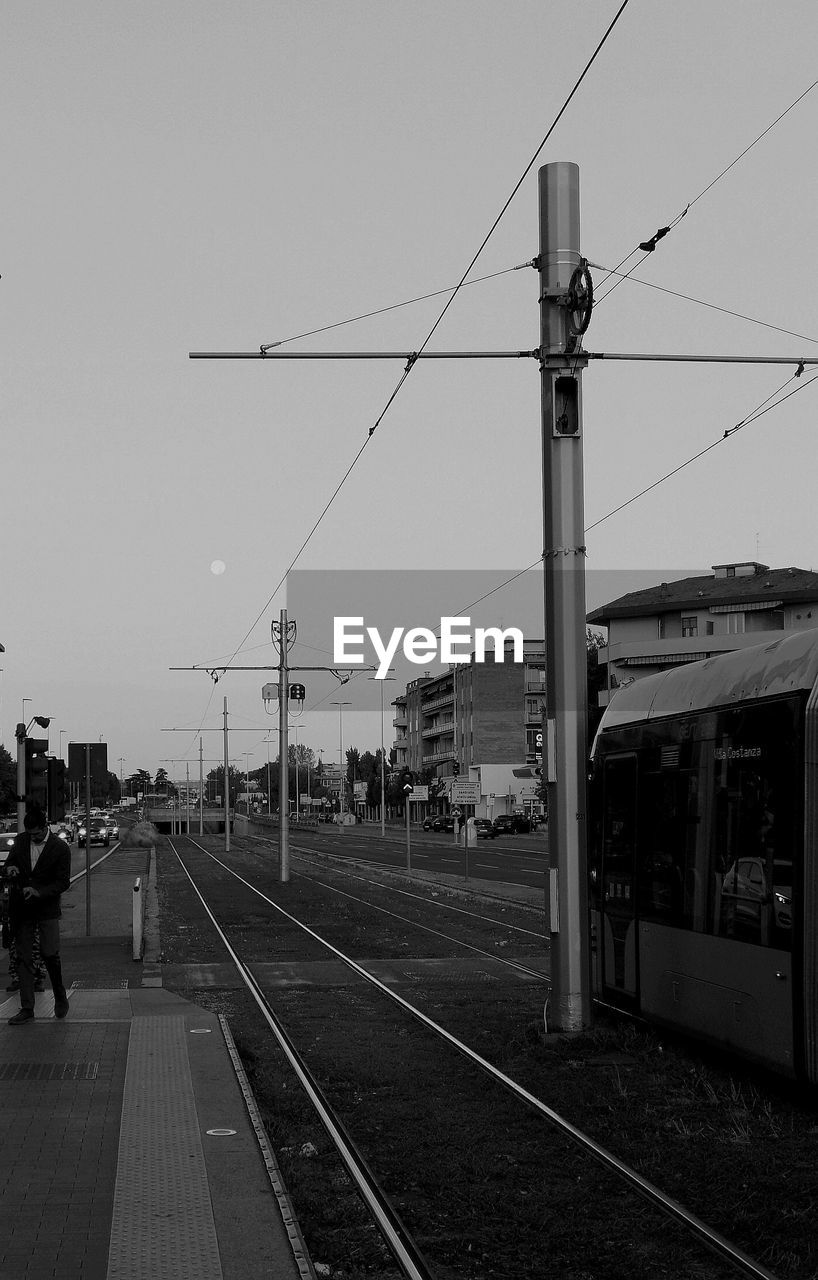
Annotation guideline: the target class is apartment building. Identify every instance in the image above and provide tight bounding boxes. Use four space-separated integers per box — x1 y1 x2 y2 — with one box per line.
588 561 818 704
391 642 548 818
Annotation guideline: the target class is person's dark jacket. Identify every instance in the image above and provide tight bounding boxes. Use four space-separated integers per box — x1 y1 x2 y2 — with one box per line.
6 831 71 927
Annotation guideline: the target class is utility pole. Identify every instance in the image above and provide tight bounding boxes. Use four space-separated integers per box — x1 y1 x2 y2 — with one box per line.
223 696 230 853
272 609 293 882
538 161 593 1032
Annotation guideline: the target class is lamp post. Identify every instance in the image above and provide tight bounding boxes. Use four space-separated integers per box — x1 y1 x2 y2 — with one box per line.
265 734 273 815
290 723 299 820
243 751 252 817
368 673 395 838
331 701 351 827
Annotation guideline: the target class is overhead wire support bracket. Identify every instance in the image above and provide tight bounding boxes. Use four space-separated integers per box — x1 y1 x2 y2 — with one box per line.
189 349 540 361
583 352 818 366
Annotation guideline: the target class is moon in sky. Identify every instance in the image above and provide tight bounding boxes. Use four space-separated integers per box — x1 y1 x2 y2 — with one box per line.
210 559 226 576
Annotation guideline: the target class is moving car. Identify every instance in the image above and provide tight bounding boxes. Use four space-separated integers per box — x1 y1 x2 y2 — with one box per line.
493 814 531 835
78 818 110 848
474 818 497 839
432 816 455 833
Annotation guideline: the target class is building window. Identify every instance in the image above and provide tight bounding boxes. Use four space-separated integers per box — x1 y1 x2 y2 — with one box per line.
727 613 744 635
681 616 698 638
658 616 666 639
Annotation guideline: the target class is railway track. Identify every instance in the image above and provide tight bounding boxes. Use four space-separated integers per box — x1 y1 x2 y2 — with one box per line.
159 834 789 1280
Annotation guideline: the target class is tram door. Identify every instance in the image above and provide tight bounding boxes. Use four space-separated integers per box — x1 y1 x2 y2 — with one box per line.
600 755 639 1002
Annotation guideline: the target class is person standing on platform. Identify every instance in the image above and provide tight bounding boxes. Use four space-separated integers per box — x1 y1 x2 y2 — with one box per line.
5 806 71 1024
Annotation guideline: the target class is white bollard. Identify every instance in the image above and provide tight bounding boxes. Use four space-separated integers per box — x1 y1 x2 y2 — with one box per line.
132 876 144 960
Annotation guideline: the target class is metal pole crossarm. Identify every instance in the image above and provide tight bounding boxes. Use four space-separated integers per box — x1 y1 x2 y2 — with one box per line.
189 349 539 361
585 352 817 366
170 665 377 673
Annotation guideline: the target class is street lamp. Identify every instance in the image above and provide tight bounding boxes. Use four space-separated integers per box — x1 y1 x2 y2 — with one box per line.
368 673 396 839
265 734 274 815
243 752 252 814
331 702 351 823
289 723 299 819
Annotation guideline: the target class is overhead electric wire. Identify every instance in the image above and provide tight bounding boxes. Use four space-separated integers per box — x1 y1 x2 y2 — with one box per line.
413 367 818 627
217 0 632 676
586 366 818 531
593 75 818 307
587 263 818 347
259 262 532 351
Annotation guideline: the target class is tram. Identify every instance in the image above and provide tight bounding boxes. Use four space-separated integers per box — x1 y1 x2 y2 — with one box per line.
590 628 818 1081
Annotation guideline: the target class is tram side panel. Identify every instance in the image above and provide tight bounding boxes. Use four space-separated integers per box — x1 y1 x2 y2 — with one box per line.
592 695 802 1078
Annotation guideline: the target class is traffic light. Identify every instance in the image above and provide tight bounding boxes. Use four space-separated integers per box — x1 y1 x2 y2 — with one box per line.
290 683 306 702
48 759 67 821
452 761 460 777
400 768 414 793
25 738 49 811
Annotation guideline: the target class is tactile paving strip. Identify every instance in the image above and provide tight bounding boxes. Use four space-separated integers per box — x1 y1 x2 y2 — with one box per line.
107 1016 222 1279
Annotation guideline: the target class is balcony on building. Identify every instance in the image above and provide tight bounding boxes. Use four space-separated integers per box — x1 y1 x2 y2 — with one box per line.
421 719 454 739
422 691 454 713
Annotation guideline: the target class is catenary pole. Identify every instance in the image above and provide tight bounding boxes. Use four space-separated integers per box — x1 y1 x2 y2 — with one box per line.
223 697 230 853
539 161 592 1031
277 609 291 883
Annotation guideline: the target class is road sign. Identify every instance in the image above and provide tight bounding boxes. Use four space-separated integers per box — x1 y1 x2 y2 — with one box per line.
451 780 480 804
408 784 428 801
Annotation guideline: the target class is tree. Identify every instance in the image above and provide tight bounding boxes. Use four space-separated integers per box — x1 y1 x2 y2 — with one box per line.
205 765 243 809
586 626 608 740
0 743 16 813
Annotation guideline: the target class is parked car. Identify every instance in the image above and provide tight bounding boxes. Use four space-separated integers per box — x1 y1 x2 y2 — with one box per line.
493 814 531 835
432 816 455 833
474 818 497 839
78 818 111 848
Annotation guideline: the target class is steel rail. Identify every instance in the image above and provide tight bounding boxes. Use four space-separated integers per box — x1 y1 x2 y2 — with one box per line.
285 840 545 940
167 839 435 1280
287 862 547 983
181 835 781 1280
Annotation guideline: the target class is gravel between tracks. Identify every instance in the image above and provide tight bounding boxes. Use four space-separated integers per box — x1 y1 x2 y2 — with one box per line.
157 836 818 1280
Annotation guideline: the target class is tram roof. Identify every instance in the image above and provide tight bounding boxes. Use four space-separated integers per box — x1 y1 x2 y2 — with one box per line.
597 629 818 731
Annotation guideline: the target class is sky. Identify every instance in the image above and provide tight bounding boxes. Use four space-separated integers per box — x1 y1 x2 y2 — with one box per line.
3 1 818 784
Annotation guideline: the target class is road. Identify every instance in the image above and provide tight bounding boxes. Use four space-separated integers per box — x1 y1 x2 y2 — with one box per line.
280 821 548 895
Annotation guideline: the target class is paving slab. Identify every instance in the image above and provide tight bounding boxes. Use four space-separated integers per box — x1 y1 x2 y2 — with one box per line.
0 843 314 1280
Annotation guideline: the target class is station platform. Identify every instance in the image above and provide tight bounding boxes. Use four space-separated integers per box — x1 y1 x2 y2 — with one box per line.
0 842 314 1280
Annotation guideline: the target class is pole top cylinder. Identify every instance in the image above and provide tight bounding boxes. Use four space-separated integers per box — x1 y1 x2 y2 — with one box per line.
538 163 581 356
